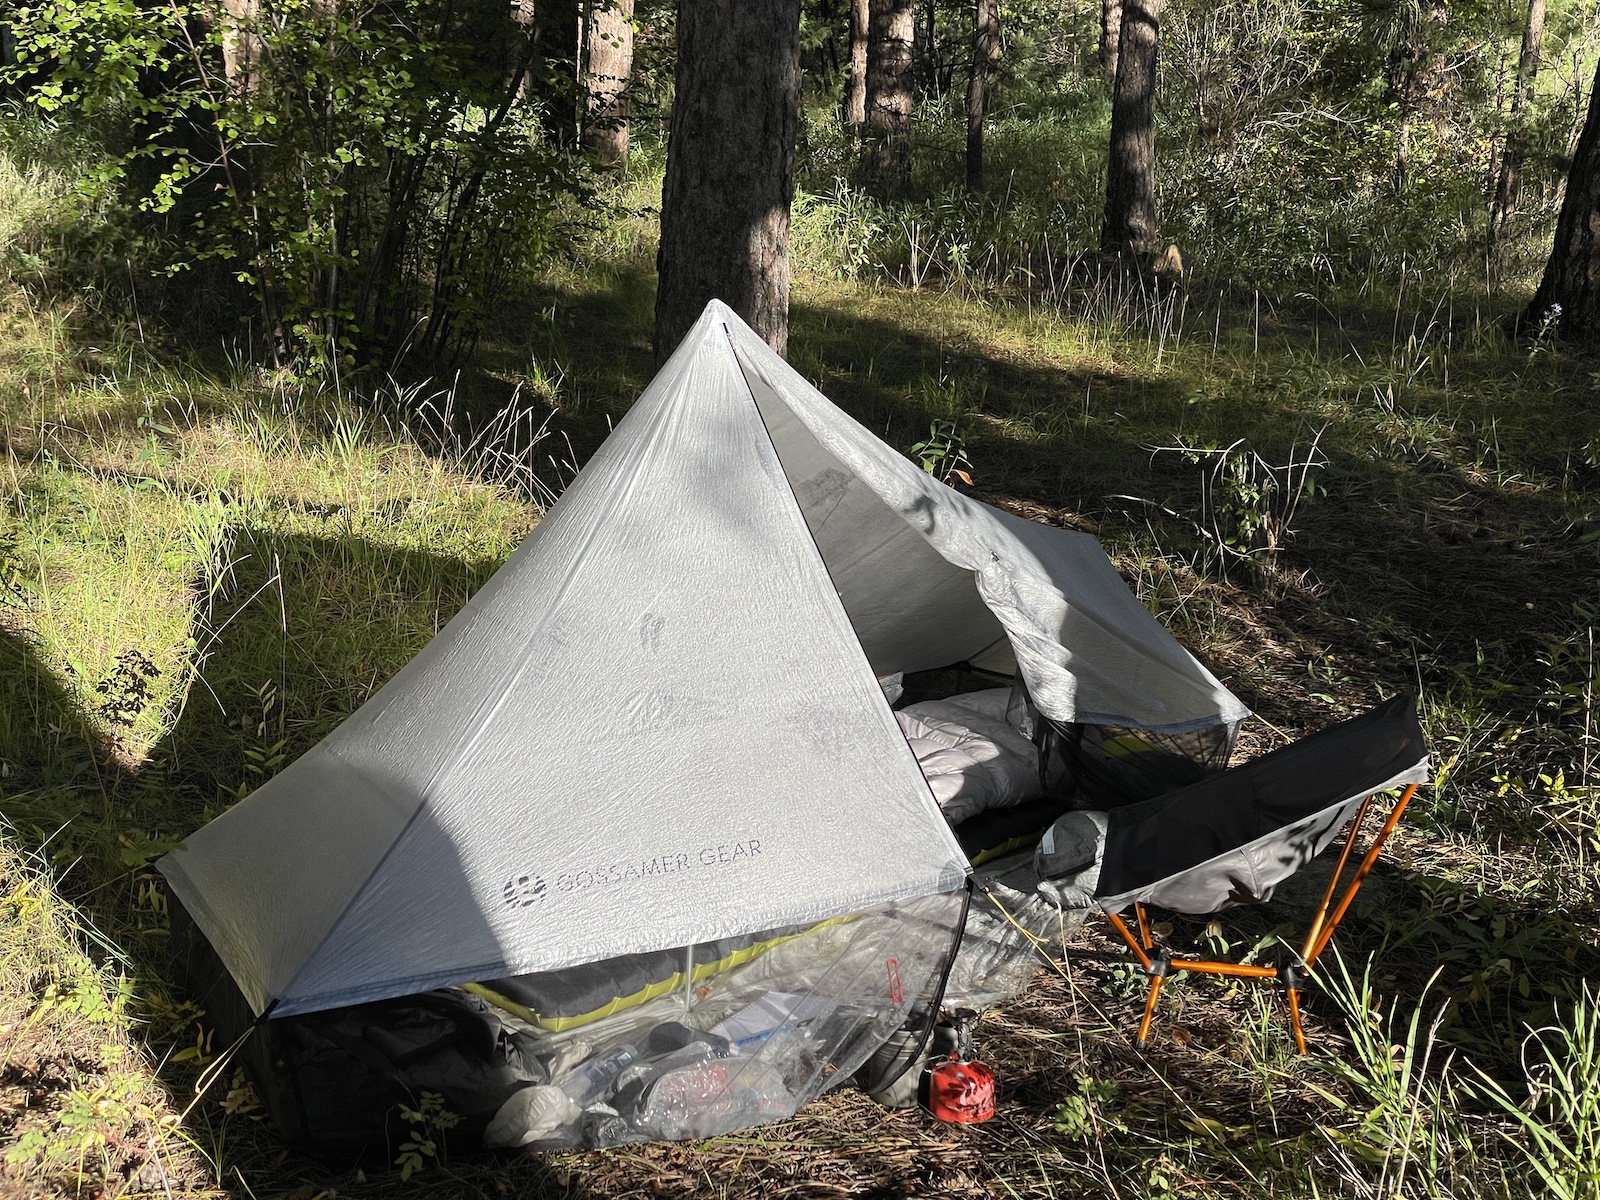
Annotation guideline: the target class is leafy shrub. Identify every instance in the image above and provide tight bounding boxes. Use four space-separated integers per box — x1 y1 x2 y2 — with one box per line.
5 0 594 375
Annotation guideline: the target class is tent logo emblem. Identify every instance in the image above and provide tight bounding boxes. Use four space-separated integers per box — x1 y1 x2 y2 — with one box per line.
502 873 548 908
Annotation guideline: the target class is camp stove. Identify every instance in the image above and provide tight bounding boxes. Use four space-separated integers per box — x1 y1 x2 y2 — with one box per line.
925 1009 995 1124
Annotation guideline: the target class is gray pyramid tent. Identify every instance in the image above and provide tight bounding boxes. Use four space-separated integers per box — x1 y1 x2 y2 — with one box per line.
158 300 1248 1024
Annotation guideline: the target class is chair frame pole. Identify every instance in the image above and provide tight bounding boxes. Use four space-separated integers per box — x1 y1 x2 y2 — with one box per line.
1302 794 1372 957
1101 782 1420 1054
1105 910 1153 970
1304 784 1418 969
1286 983 1308 1056
1107 909 1166 1049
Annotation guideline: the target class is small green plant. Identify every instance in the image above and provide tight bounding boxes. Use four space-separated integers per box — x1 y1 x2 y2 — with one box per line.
3 1074 148 1173
909 419 974 487
229 681 288 800
33 972 135 1026
1474 985 1600 1200
1054 1075 1126 1142
395 1091 461 1181
1530 304 1564 357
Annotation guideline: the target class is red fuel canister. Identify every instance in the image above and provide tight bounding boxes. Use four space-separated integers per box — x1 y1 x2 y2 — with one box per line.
925 1053 996 1123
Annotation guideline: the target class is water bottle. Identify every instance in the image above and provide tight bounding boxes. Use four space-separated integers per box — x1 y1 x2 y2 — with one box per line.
557 1043 639 1108
611 1039 721 1116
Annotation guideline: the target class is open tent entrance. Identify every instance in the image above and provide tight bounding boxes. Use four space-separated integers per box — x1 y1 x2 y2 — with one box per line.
741 358 1016 677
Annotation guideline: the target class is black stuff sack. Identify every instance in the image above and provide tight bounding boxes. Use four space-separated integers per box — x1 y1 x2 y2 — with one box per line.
168 892 541 1165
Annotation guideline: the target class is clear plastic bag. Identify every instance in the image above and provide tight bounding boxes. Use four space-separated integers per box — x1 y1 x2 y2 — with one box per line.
943 849 1082 1012
483 892 964 1148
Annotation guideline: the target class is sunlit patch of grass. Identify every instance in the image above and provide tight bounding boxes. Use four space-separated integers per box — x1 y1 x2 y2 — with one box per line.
0 838 214 1199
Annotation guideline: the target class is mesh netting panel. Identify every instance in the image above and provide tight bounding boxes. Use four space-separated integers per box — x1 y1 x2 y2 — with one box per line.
1054 719 1239 808
944 851 1082 1011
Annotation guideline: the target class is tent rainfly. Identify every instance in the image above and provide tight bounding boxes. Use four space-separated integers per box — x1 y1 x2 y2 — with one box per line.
158 301 1249 1146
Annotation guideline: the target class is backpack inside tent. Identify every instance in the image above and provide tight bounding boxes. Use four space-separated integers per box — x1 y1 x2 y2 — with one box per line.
159 300 1249 1157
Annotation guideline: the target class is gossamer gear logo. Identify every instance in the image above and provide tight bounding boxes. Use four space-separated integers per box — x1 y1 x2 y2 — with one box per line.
502 874 548 908
500 839 763 909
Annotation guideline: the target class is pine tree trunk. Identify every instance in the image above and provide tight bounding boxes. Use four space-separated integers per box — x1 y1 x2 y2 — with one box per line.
1489 0 1546 257
510 0 537 99
536 0 582 146
654 0 801 361
1100 0 1121 83
1101 0 1161 256
965 0 998 192
583 0 633 165
845 0 869 126
866 0 916 190
1526 57 1600 342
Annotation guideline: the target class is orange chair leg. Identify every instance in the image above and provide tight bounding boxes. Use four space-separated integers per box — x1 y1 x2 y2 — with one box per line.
1105 911 1154 972
1107 910 1169 1050
1136 970 1166 1050
1307 784 1419 969
1302 795 1372 961
1286 986 1308 1056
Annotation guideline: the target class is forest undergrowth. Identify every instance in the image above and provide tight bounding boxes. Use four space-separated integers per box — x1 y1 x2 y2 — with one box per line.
3 148 1600 1198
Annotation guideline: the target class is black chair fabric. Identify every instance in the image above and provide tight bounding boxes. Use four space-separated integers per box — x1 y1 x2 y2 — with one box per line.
1095 694 1427 902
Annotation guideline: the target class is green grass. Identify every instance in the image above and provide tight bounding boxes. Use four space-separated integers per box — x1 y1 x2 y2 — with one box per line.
3 161 1600 1197
1 837 215 1197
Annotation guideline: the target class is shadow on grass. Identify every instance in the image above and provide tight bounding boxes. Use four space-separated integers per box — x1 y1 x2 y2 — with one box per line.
0 532 581 1199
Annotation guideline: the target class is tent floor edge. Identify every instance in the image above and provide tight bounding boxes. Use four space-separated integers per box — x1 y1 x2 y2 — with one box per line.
164 886 535 1165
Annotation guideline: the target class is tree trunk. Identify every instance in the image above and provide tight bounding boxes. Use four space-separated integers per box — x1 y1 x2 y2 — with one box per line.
921 0 940 98
219 0 263 93
845 0 868 126
654 0 801 361
530 0 582 146
583 0 633 165
1489 0 1546 257
865 0 916 190
1101 0 1161 256
1525 57 1600 342
965 0 998 192
510 0 537 98
1100 0 1121 84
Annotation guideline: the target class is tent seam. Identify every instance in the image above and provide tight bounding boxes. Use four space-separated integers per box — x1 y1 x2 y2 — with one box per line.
726 325 971 874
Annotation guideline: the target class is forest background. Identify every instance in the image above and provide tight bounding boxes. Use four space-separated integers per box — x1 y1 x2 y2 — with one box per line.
4 0 1600 1197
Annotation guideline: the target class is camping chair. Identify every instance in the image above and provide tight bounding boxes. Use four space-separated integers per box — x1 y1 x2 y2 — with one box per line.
1035 695 1429 1053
